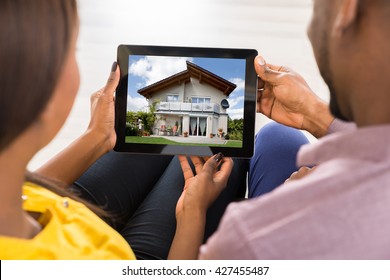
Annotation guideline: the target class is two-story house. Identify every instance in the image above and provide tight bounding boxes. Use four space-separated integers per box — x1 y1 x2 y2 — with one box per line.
137 61 237 137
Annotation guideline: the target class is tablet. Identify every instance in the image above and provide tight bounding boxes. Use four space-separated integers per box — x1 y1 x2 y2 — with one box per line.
114 45 258 158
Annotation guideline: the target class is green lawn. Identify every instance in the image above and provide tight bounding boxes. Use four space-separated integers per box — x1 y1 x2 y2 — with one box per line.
125 136 242 148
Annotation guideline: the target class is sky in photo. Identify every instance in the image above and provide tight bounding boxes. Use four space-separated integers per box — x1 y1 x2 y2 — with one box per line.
127 56 246 119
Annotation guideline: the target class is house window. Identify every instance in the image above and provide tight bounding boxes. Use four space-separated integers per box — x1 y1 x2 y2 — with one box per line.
167 95 179 102
191 97 211 104
190 117 207 136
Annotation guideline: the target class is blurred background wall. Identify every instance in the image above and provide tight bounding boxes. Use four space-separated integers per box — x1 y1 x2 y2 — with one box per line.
29 0 329 170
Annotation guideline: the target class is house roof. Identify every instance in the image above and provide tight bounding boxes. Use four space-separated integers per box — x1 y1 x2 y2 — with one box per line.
137 61 237 99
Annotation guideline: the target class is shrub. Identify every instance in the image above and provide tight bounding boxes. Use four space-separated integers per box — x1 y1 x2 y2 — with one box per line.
228 131 242 141
126 123 138 136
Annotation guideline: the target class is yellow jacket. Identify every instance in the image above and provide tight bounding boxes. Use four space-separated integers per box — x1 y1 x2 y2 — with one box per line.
0 183 136 260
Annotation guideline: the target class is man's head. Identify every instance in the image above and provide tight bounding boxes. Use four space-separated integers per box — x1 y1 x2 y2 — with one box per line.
308 0 390 125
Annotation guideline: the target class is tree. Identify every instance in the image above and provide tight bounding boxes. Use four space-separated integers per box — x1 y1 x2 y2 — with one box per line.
126 102 158 136
227 117 244 141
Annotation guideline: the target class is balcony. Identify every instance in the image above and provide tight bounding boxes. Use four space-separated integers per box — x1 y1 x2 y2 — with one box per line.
156 102 220 114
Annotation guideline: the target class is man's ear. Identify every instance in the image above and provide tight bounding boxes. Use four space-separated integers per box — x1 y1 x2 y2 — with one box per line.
332 0 359 37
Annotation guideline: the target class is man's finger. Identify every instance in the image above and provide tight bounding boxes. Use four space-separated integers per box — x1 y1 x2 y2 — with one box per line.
266 63 290 73
254 56 284 84
257 76 265 91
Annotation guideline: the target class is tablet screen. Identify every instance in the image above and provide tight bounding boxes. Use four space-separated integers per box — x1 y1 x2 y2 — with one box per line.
115 45 257 157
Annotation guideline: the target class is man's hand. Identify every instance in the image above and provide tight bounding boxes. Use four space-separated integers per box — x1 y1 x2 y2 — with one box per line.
255 55 334 138
285 166 317 183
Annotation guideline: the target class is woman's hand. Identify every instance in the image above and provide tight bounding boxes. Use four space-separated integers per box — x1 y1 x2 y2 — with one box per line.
255 56 334 138
35 62 121 185
176 153 233 218
86 61 120 153
168 153 233 260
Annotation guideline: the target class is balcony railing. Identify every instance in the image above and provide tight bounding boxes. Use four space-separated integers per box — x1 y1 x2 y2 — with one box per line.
156 102 220 114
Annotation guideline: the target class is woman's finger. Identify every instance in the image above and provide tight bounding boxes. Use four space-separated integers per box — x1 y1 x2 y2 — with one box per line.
178 155 194 181
102 61 120 99
214 157 234 185
190 156 205 175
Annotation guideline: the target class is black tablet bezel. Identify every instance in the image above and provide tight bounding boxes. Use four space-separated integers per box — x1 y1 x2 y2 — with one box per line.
114 45 257 158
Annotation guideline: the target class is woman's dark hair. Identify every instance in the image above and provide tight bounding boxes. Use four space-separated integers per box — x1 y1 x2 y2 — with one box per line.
0 0 77 151
0 0 108 218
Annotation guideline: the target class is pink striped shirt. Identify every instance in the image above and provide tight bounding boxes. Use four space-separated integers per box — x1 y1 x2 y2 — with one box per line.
199 122 390 259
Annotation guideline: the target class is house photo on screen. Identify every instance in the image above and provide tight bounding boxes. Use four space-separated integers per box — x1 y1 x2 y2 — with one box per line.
126 55 246 148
